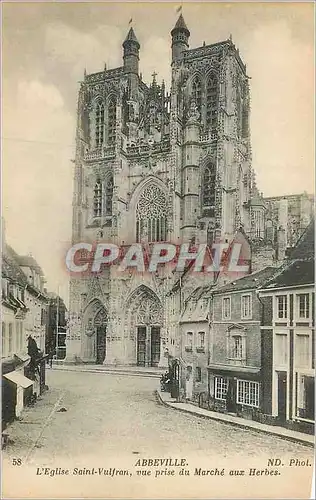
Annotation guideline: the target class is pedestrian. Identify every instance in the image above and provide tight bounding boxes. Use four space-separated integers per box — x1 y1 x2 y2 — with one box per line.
48 340 55 368
27 335 41 378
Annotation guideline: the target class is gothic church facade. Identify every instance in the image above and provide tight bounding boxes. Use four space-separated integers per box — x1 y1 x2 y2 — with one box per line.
67 15 272 366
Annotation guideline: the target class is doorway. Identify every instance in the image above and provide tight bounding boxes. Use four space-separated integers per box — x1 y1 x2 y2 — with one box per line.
96 326 106 364
150 327 161 367
137 327 146 366
277 371 287 421
226 378 237 413
136 326 161 367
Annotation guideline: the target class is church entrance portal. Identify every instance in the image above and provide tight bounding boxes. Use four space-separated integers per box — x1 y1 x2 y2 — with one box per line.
126 286 163 367
137 326 161 367
94 308 107 364
83 300 107 364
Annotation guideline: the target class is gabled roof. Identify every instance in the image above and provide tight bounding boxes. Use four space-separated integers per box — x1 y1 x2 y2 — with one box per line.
186 285 214 302
287 219 314 260
2 249 28 287
261 259 314 290
2 244 48 300
212 266 277 294
16 255 44 276
259 219 314 291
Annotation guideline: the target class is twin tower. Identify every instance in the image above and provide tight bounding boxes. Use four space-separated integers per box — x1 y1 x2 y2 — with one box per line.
123 14 192 74
67 14 267 366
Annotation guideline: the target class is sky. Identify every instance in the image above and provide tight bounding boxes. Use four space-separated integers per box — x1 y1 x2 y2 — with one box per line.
2 1 315 304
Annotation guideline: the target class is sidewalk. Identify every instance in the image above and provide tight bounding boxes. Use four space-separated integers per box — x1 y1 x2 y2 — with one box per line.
51 362 164 378
3 387 65 463
156 389 314 447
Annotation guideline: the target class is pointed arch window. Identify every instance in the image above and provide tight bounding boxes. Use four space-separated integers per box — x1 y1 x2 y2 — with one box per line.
108 97 116 145
206 74 218 131
93 179 103 218
192 76 202 115
202 164 216 217
105 176 113 215
236 86 242 138
136 184 168 243
95 103 105 147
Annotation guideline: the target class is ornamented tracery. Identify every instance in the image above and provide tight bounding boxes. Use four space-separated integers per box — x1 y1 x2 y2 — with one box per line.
125 286 163 329
136 184 167 242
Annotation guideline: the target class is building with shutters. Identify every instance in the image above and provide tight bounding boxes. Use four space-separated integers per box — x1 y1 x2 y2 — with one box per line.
259 221 314 434
1 229 49 427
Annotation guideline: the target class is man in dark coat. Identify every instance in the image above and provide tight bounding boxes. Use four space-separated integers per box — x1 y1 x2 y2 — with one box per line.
27 335 40 378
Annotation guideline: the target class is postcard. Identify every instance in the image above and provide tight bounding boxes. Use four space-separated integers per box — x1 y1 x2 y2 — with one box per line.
1 1 315 499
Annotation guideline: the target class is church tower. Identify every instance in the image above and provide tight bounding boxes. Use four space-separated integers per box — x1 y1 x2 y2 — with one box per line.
66 15 259 367
123 27 140 75
171 13 190 62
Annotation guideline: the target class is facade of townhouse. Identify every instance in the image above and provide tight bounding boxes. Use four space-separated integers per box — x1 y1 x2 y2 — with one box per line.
207 267 277 419
17 255 48 353
2 251 31 426
179 285 213 402
259 221 314 434
1 244 49 427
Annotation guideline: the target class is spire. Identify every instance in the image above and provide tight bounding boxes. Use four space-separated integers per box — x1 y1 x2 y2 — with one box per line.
123 26 140 74
123 27 140 49
171 13 190 37
171 13 190 62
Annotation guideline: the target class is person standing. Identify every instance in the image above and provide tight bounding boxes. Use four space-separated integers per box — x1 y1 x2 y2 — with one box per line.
27 335 40 378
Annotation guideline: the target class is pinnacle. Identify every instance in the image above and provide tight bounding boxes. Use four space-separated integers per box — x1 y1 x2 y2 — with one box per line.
171 13 190 36
123 27 140 47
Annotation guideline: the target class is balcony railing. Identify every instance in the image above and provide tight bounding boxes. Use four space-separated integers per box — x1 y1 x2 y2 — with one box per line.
84 146 116 161
125 138 171 156
200 132 218 143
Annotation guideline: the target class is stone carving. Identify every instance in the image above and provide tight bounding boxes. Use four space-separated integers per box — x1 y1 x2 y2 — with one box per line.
126 285 163 327
187 99 200 123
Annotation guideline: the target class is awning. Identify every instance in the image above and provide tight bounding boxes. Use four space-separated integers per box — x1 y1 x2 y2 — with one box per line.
207 363 260 375
14 353 30 364
3 371 34 388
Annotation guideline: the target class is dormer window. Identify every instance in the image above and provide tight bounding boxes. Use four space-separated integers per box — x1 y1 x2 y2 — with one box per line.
8 283 15 298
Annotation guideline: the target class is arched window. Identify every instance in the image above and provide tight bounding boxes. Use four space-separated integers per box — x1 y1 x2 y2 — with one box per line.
202 164 216 217
206 74 218 131
192 76 202 115
136 184 168 243
108 98 116 145
93 180 102 218
236 86 242 138
105 176 113 215
95 103 104 147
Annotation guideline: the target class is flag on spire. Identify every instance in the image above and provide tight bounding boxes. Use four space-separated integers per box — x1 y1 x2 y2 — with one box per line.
176 5 182 14
128 18 133 25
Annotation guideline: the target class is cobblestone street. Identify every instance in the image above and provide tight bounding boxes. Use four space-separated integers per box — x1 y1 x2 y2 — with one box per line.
4 370 313 464
3 370 314 499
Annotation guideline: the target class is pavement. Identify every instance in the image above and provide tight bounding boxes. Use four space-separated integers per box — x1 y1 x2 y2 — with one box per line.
51 363 314 447
156 389 314 447
51 361 164 378
3 370 314 499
